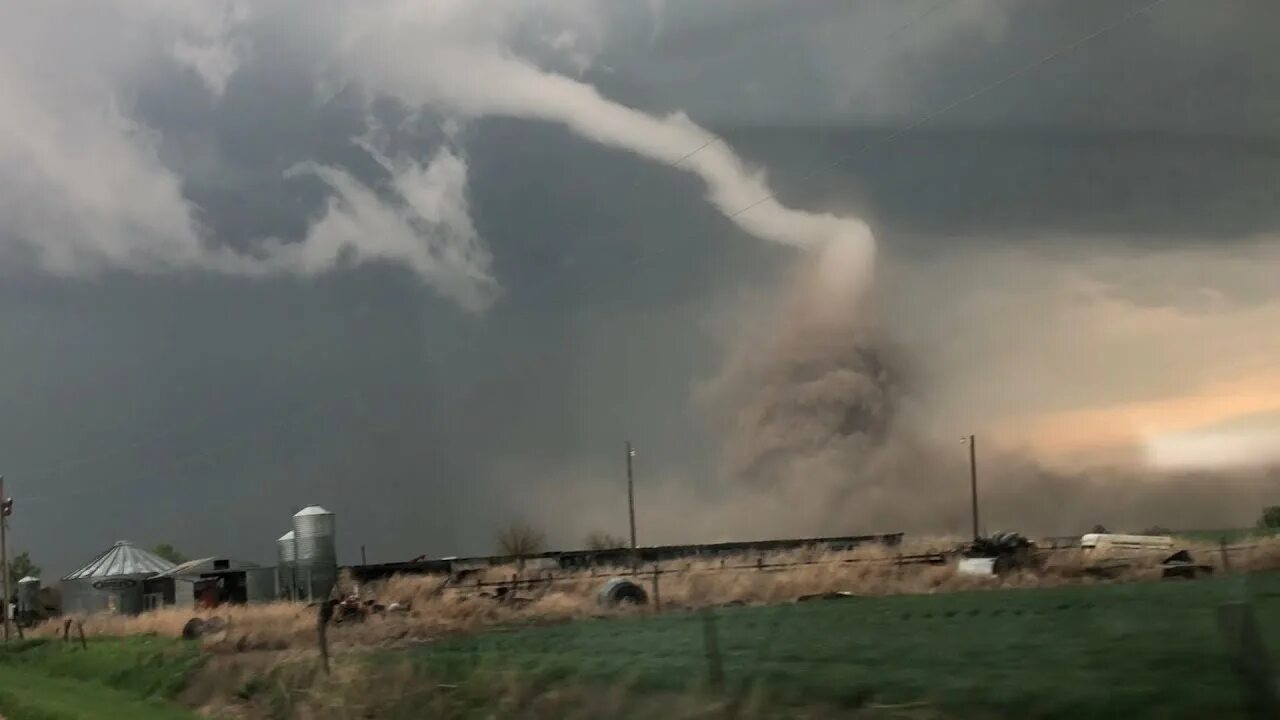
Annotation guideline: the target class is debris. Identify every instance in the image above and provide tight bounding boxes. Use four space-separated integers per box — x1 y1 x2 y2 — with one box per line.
796 591 858 602
181 616 228 640
957 557 997 577
181 618 205 640
597 578 648 608
1081 533 1174 553
961 531 1039 575
451 568 480 584
479 585 535 606
1161 549 1214 580
969 531 1034 557
1084 562 1130 579
330 595 396 622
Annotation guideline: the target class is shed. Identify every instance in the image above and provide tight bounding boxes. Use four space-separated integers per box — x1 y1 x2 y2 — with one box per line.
61 541 176 615
149 557 278 608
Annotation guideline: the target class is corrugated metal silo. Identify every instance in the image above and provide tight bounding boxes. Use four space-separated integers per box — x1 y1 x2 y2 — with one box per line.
276 530 297 599
60 540 175 615
16 576 40 616
292 506 337 601
277 530 297 565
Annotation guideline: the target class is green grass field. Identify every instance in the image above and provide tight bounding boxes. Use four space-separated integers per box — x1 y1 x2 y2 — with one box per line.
412 571 1280 719
0 637 202 720
3 573 1279 719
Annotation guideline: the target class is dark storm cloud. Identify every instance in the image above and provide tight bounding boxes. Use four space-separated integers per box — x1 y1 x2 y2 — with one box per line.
629 1 1280 136
722 125 1280 246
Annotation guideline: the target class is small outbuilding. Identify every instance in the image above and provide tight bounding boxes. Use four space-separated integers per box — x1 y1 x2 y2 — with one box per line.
148 557 277 609
60 540 176 615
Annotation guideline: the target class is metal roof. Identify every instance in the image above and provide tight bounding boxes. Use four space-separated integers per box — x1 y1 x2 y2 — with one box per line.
294 505 331 517
155 557 262 578
61 540 176 580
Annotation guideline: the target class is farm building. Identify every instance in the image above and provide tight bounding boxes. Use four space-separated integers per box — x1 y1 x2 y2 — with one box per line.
60 540 176 615
61 541 277 615
147 558 278 609
350 532 905 583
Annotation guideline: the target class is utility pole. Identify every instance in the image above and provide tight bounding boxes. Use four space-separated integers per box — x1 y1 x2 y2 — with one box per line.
1 476 10 641
967 435 980 541
626 441 637 571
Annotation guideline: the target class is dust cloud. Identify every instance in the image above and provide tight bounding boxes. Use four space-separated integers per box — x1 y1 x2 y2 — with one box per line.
701 239 1279 540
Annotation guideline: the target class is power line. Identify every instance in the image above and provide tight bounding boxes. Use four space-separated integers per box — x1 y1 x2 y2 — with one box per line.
516 0 1172 300
670 137 719 167
673 0 960 169
727 0 1172 220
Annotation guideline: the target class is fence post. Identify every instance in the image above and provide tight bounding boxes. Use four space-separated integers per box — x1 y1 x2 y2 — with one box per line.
1218 602 1278 718
700 608 724 692
1220 537 1233 573
317 600 332 675
756 557 764 572
651 564 661 613
76 620 87 651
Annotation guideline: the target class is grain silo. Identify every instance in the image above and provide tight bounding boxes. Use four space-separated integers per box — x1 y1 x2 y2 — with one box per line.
292 506 337 601
276 530 297 599
60 540 175 615
16 576 41 622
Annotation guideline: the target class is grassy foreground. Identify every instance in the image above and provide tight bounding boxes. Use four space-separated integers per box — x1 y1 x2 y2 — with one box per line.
4 572 1280 718
0 637 202 720
407 571 1280 719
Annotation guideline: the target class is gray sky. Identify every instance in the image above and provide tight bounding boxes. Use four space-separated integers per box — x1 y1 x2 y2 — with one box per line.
2 1 1279 574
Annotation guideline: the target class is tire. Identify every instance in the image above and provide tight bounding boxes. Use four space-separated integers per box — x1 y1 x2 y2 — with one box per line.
597 578 648 607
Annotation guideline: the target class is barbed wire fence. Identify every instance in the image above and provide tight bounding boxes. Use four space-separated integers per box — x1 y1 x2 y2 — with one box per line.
407 539 1275 596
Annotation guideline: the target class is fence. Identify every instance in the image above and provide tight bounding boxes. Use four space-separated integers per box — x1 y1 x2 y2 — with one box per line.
348 531 906 583
399 537 1279 603
426 551 949 594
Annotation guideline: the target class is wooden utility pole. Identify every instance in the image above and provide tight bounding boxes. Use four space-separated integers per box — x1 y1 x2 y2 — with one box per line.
968 435 980 541
1 475 10 641
626 441 637 571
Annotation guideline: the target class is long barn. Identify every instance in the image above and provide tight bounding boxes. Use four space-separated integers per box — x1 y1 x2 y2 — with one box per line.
348 531 904 583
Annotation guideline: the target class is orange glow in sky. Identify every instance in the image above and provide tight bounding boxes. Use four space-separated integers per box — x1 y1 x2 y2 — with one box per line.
1001 370 1280 468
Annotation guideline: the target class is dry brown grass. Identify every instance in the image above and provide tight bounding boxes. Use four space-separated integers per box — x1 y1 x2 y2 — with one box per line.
35 535 1280 655
32 602 313 648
